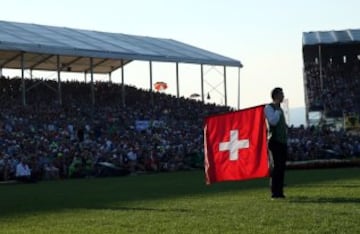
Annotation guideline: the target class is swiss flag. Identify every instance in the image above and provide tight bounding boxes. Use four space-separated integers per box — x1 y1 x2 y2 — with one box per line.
204 105 269 184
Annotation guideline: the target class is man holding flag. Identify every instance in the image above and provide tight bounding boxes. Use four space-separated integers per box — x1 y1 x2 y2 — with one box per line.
264 87 288 199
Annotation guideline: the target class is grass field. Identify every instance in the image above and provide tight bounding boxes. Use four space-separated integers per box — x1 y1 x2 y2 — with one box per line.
0 168 359 234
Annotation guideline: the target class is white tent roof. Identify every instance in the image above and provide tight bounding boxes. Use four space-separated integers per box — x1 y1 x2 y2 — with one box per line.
0 20 242 74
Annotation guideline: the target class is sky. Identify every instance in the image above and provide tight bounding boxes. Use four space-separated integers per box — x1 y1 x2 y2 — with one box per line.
1 0 360 125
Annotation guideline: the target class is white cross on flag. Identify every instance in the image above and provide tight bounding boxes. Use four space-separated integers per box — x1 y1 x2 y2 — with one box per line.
204 105 269 184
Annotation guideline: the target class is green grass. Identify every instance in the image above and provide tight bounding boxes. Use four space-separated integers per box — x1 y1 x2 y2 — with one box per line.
0 168 359 234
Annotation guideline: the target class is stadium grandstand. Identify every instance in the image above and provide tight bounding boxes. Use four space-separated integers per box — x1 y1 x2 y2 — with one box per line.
303 29 360 130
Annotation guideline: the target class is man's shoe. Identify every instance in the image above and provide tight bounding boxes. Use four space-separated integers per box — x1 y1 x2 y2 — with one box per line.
271 194 286 199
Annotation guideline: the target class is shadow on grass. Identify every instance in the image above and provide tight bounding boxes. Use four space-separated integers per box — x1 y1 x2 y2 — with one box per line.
99 206 191 213
289 196 360 204
0 168 358 219
290 184 360 188
286 167 360 187
0 170 262 219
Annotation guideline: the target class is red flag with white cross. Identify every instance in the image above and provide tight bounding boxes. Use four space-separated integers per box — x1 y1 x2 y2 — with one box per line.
204 105 270 184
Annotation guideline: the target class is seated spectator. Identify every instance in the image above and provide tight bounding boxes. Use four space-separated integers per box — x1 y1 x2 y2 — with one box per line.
43 162 60 180
68 156 84 178
144 150 159 172
15 157 35 183
126 147 138 174
0 153 11 181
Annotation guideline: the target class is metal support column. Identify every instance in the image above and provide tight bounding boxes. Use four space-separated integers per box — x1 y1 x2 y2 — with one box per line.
237 67 241 109
21 52 26 106
90 58 95 106
57 55 62 105
121 60 125 107
149 61 154 105
223 66 227 106
176 62 180 98
318 45 323 91
201 64 204 103
318 45 325 117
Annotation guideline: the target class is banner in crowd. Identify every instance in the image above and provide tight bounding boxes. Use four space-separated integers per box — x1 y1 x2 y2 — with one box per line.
135 120 165 131
204 105 269 185
135 120 150 131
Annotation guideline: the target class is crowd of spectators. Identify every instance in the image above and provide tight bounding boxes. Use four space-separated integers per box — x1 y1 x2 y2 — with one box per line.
0 75 359 182
288 125 360 161
304 60 360 117
300 58 360 160
0 76 228 182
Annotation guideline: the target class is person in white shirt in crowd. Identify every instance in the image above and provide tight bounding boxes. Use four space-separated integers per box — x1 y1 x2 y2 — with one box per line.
126 147 138 174
15 157 35 183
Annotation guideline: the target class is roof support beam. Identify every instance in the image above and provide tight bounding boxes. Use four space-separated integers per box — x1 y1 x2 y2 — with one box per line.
61 56 83 70
84 58 109 72
330 31 338 43
29 54 54 70
104 59 132 74
203 66 225 102
346 30 355 41
1 52 22 67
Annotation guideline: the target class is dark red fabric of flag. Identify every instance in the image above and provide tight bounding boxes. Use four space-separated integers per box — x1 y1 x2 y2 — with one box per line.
204 105 269 184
